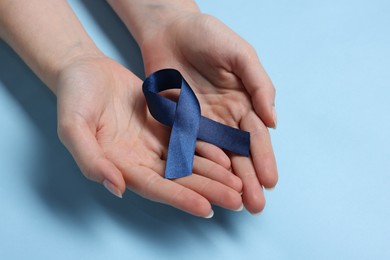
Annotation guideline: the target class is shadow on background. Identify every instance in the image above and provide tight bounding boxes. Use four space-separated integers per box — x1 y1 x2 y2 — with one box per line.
80 0 145 79
0 0 241 248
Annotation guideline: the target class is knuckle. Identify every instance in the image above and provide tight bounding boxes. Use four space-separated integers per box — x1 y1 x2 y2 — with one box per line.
142 174 161 199
219 154 231 169
171 187 207 213
57 119 81 143
228 174 242 191
57 120 72 143
170 187 188 206
224 94 251 123
57 114 87 143
251 125 269 137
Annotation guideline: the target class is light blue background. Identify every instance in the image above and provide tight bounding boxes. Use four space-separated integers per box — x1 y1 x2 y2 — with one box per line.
1 0 389 259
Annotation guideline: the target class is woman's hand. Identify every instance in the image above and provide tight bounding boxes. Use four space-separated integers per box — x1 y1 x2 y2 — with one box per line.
56 55 243 217
0 0 244 218
137 13 278 214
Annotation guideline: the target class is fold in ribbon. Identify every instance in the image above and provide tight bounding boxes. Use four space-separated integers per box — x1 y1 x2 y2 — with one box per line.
142 69 250 179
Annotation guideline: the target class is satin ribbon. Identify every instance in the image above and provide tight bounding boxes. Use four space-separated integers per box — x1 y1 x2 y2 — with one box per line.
142 69 250 179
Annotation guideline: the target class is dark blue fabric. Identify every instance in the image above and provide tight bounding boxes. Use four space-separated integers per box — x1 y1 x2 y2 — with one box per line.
143 69 250 179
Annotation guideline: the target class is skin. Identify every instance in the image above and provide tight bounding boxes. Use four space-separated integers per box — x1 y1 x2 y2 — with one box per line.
108 0 278 213
56 55 244 217
0 0 277 217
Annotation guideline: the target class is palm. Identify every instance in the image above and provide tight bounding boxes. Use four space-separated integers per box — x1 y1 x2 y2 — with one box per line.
141 14 278 213
56 57 242 217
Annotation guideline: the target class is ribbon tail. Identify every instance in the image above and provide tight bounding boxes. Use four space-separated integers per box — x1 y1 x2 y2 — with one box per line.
198 117 250 156
164 77 200 179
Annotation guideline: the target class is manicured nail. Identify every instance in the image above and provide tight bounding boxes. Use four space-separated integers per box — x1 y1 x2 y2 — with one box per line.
103 179 123 198
265 186 275 192
205 210 214 219
272 106 277 129
234 203 244 212
251 210 263 216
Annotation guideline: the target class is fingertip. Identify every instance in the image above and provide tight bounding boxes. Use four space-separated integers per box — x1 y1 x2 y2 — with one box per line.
241 179 266 214
272 105 278 129
103 179 123 198
219 188 243 211
177 190 212 218
255 153 278 189
57 118 126 195
234 203 245 212
121 166 212 218
230 157 265 214
251 90 276 128
204 210 214 219
264 186 276 192
241 113 278 192
230 192 244 211
261 171 278 189
243 188 266 214
234 48 276 129
102 173 126 199
92 158 126 197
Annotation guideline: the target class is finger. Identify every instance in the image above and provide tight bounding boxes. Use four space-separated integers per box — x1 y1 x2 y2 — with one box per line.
195 140 231 170
122 165 213 218
58 118 126 197
233 45 277 128
241 111 278 188
174 174 243 211
147 157 242 207
192 155 242 192
231 154 265 214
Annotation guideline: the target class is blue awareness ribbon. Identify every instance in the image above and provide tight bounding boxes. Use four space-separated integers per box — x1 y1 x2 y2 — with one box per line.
142 69 250 179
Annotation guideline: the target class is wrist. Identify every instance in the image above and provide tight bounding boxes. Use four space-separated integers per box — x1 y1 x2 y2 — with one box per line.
108 0 200 47
0 0 106 94
44 44 104 94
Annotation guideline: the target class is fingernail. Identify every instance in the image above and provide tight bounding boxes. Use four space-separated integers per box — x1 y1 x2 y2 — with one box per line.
264 186 275 192
234 203 244 212
103 179 123 198
205 210 214 219
252 210 263 216
272 106 277 129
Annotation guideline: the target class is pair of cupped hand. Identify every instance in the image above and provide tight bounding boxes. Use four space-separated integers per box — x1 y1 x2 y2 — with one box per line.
56 14 277 218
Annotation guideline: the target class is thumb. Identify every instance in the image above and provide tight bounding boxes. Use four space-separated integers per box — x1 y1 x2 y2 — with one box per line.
233 46 277 128
58 117 126 198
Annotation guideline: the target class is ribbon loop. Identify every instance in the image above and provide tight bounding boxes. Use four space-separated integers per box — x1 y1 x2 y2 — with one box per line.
143 69 250 179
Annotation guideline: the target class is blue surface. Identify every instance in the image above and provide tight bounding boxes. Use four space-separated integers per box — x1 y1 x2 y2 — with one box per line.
1 0 389 259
